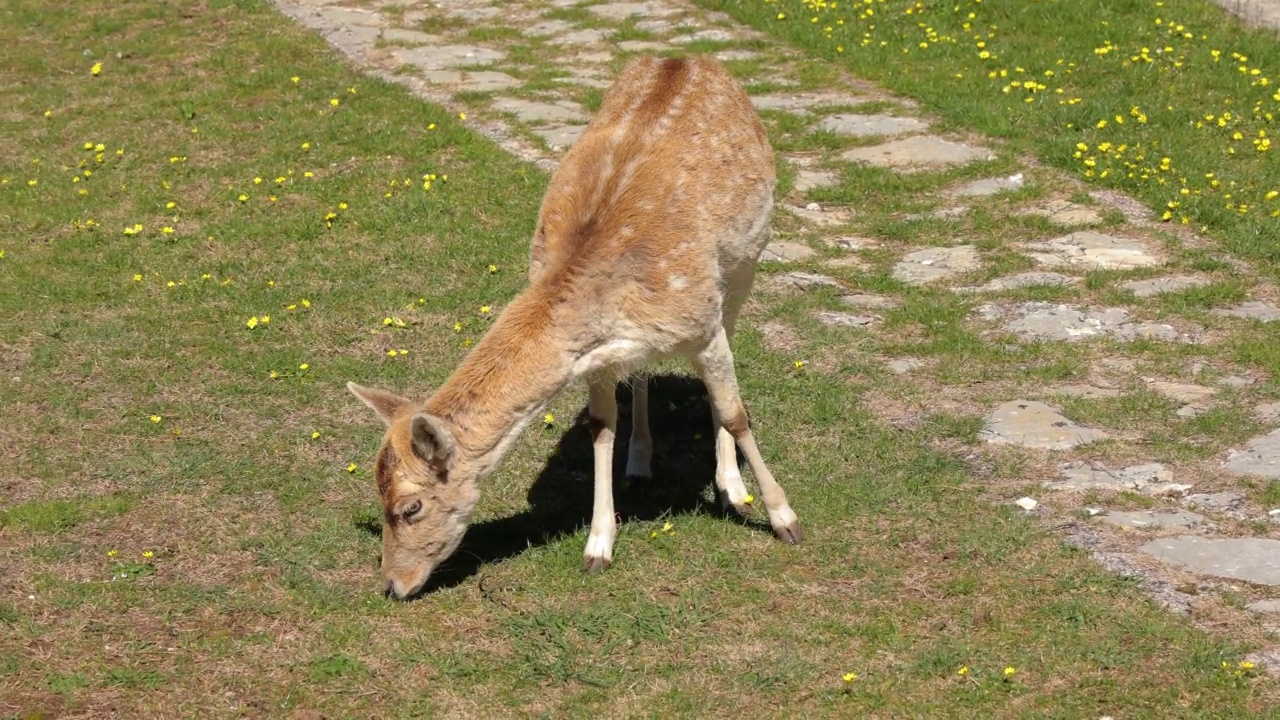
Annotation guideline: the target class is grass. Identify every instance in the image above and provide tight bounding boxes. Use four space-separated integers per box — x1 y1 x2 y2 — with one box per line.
0 0 1277 717
701 0 1280 272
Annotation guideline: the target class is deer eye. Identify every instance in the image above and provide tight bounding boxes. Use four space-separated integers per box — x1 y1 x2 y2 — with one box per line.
402 499 423 519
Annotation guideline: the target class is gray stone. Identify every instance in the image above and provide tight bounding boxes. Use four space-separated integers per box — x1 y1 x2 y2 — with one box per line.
1221 375 1255 388
1226 429 1280 479
1050 384 1121 399
1024 199 1103 226
315 6 387 27
825 236 877 251
635 18 675 32
950 174 1024 197
815 114 928 138
1099 510 1207 531
759 242 817 263
524 20 573 36
429 70 520 91
587 2 675 20
958 272 1079 293
381 28 439 45
1148 381 1217 404
670 28 736 44
1249 600 1280 614
1051 461 1186 495
779 203 852 227
491 97 587 125
1212 301 1280 322
617 40 671 52
773 271 839 291
816 311 879 327
1122 275 1210 298
1184 491 1246 514
980 400 1108 450
841 136 994 172
1142 536 1280 586
1022 231 1161 270
713 49 759 62
886 358 924 374
532 124 585 151
998 303 1182 343
392 44 505 70
794 169 840 193
444 5 502 21
1255 403 1280 423
892 246 981 285
841 293 899 310
551 29 613 45
748 91 865 115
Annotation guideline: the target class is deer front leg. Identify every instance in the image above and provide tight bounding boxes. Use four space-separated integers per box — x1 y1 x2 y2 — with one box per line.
625 375 653 479
710 407 752 516
583 376 618 572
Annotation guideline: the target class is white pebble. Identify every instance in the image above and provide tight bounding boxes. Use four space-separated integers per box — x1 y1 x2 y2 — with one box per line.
1015 497 1038 511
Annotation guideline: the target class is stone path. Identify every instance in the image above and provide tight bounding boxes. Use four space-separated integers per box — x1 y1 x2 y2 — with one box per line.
271 0 1280 671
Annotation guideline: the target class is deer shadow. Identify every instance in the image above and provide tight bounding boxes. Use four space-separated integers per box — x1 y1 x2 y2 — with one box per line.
400 373 758 595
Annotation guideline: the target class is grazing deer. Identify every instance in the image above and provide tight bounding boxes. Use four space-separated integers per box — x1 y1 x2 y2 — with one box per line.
348 55 801 599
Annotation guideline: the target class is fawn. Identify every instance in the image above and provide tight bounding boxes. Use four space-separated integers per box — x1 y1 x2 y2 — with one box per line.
349 55 801 599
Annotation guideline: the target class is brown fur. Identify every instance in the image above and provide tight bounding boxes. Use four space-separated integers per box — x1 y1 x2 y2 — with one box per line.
349 56 799 599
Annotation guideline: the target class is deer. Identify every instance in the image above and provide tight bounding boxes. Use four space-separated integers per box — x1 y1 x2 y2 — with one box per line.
348 55 802 599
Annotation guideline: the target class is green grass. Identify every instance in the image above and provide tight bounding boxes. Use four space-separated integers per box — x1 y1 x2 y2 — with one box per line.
701 0 1280 273
0 0 1277 717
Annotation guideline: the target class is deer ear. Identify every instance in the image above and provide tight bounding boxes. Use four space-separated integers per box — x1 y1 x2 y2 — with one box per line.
347 382 409 426
410 413 455 467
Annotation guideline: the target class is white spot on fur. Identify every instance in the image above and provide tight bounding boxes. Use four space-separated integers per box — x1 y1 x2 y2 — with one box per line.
669 276 688 290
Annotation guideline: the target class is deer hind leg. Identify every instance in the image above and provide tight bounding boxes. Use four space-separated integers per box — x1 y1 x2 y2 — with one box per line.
625 375 652 479
691 328 802 544
583 375 619 572
710 263 756 515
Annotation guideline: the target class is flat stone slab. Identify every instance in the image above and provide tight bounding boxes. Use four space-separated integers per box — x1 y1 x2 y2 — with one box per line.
418 69 520 92
1023 200 1103 226
491 97 587 125
779 203 852 227
1142 536 1280 586
886 358 924 374
524 20 573 36
670 28 737 44
587 1 676 20
1212 301 1280 322
957 271 1080 293
759 242 817 263
1149 381 1218 404
771 271 840 291
1122 275 1210 298
816 311 879 327
794 169 840 193
825 236 878 251
1051 461 1188 495
1255 402 1280 423
550 29 613 45
1226 428 1280 478
392 45 505 70
1184 491 1245 514
841 293 900 309
381 28 439 45
1022 231 1161 270
1099 509 1207 531
617 40 672 52
1050 384 1121 399
714 49 759 62
1248 600 1280 614
994 303 1183 343
892 246 980 285
980 400 1108 450
950 174 1024 197
443 5 502 21
532 124 585 151
841 136 994 172
815 114 927 138
748 91 866 115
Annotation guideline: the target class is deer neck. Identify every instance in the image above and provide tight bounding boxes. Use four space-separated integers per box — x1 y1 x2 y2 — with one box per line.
423 287 579 481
